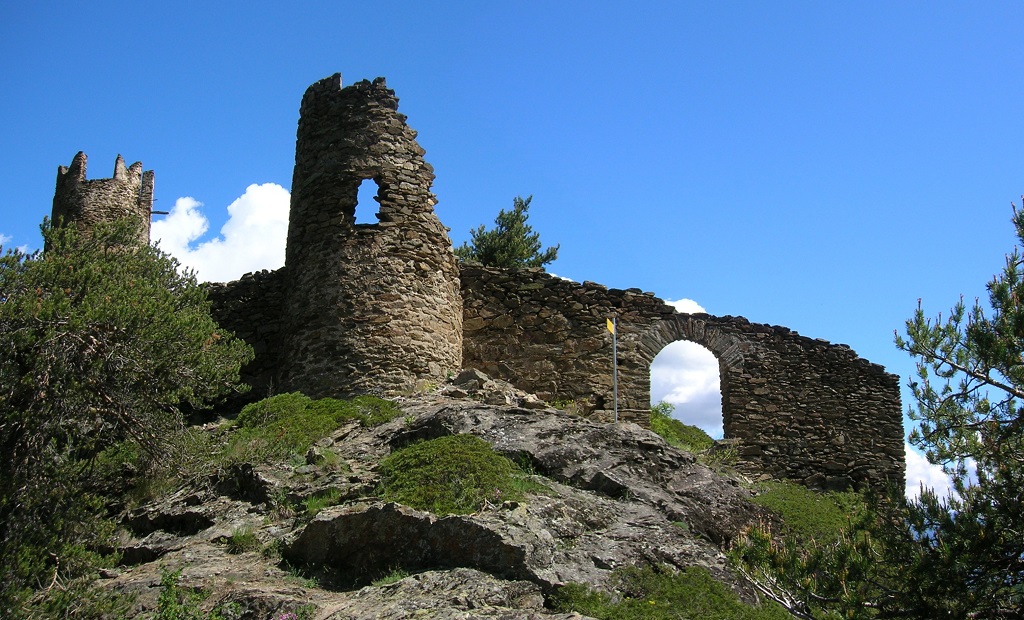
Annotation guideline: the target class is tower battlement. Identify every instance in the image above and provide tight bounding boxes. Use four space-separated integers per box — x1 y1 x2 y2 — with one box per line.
52 151 154 245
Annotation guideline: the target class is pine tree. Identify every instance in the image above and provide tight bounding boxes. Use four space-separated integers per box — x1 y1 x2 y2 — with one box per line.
0 218 253 611
732 203 1024 619
454 195 559 269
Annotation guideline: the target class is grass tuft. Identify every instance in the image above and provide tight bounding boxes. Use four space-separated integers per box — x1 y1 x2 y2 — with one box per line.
226 526 261 554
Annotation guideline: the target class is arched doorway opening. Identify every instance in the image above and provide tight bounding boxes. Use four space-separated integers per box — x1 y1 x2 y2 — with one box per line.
355 178 382 225
649 340 724 439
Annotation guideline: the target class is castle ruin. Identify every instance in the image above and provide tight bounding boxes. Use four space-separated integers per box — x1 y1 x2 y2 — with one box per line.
51 73 905 490
52 151 154 246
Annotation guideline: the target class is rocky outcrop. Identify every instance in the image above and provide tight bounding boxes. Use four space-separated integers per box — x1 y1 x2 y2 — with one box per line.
100 390 771 618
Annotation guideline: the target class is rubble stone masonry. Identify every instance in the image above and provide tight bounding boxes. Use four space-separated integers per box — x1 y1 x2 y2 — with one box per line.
278 74 463 398
52 152 153 246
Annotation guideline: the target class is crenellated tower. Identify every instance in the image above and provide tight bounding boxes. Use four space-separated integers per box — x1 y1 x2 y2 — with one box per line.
279 73 463 398
51 151 154 245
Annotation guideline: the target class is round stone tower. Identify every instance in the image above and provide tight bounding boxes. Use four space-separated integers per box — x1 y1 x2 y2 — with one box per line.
280 74 463 398
51 151 154 246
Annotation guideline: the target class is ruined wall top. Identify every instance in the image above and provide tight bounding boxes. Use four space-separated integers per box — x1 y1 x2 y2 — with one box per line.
52 151 154 246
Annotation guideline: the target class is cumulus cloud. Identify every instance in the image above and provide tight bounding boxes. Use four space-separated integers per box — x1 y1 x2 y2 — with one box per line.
665 298 706 314
904 443 956 500
0 233 10 246
650 340 723 438
152 183 290 283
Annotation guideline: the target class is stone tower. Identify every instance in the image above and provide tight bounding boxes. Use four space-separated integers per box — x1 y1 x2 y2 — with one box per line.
280 74 463 398
51 151 154 245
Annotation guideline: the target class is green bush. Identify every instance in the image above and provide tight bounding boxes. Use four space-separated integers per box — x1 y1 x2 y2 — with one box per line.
222 393 401 465
649 402 714 451
749 480 865 543
551 564 789 620
0 219 252 611
377 435 536 515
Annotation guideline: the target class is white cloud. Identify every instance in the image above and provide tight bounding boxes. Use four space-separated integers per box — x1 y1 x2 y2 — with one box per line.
547 272 576 282
0 233 10 247
904 443 956 500
650 340 723 438
666 298 706 314
152 183 290 283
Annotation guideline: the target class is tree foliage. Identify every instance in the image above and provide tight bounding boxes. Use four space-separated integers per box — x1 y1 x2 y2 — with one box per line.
0 218 253 612
454 195 559 269
731 204 1024 619
892 203 1024 617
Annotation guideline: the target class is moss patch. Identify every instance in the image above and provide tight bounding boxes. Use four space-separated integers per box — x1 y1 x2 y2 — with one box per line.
377 434 540 515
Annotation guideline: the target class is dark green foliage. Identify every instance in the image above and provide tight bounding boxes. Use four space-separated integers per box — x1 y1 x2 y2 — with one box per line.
223 393 401 465
454 195 559 269
732 204 1024 619
551 564 790 620
649 401 714 451
0 219 253 613
889 204 1024 617
377 434 536 515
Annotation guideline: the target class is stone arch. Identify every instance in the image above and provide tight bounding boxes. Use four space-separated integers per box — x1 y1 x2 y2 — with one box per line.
632 314 750 439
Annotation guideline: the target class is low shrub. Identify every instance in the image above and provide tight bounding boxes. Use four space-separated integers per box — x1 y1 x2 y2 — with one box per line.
551 564 790 620
153 568 241 619
377 434 537 515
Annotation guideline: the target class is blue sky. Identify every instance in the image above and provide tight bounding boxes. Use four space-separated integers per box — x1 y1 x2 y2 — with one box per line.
3 1 1021 496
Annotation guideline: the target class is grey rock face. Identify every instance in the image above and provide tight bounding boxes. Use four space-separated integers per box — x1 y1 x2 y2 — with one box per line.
101 393 769 618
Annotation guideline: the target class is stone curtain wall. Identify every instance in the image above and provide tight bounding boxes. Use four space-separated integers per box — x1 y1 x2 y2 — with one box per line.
636 315 905 490
461 265 678 426
52 152 154 246
461 265 904 489
206 269 288 402
280 74 463 398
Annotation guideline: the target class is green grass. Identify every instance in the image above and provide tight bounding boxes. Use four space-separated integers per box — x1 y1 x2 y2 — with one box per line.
649 402 714 452
221 393 401 465
749 480 865 543
371 568 410 586
377 434 541 515
551 564 790 620
226 526 260 554
303 488 342 518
